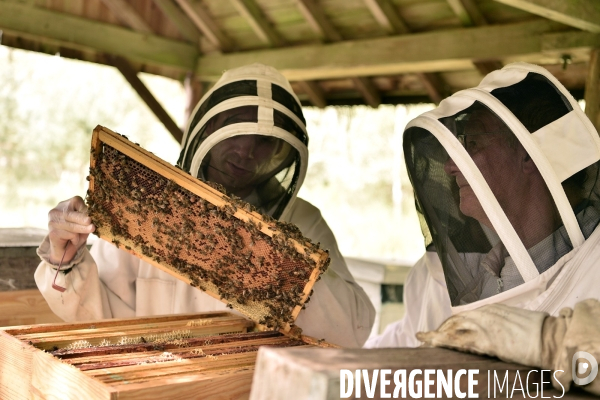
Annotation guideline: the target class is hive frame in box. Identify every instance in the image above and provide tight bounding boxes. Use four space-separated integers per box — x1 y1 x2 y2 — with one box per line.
86 126 329 333
0 312 337 400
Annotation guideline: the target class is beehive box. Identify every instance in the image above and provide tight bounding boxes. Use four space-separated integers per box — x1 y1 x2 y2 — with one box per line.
86 125 329 333
0 312 335 400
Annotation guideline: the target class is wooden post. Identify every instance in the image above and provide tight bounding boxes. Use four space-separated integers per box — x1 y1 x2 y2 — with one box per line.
585 48 600 133
183 72 205 130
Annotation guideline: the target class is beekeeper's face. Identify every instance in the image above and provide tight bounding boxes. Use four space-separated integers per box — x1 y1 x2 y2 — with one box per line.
444 111 529 229
204 108 286 198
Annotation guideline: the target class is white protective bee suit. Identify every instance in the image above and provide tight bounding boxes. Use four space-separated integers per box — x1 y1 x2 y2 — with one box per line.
36 63 375 348
366 62 600 349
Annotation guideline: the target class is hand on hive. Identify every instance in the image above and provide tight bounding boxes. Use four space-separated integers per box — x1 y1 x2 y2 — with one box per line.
48 196 95 265
416 303 548 368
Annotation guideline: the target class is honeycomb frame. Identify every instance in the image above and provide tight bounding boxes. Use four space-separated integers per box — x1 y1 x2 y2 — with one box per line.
86 126 329 334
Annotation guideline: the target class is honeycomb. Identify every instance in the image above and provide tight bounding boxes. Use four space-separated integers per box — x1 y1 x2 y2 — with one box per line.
85 126 329 333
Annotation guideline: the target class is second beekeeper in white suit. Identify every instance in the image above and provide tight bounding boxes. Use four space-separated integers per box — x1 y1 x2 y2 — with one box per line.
366 62 600 351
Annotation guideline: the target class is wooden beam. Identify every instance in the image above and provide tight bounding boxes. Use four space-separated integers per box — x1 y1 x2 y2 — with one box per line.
362 0 409 34
542 30 600 52
494 0 600 33
230 0 284 47
110 56 183 143
174 0 234 51
294 0 342 42
472 59 504 75
446 0 488 26
351 77 381 108
151 0 203 45
99 0 154 34
585 48 600 132
196 20 594 81
416 72 447 105
297 81 327 108
0 1 197 70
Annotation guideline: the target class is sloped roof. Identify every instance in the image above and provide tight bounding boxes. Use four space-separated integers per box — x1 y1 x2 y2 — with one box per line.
1 0 598 108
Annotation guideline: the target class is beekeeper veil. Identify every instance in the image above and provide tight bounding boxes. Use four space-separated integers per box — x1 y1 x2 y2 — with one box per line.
403 62 600 306
177 63 308 220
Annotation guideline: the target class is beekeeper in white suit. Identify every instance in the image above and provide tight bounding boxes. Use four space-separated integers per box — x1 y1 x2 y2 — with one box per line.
366 62 600 393
35 63 375 348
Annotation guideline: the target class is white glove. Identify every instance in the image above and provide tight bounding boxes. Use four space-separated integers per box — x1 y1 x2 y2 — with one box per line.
417 300 600 395
547 299 600 395
47 196 95 265
416 303 547 367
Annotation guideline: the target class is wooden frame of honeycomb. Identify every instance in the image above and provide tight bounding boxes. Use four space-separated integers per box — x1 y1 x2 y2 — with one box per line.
86 126 329 334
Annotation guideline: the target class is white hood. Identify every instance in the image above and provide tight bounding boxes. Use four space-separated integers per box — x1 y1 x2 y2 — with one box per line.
177 63 309 220
403 62 600 311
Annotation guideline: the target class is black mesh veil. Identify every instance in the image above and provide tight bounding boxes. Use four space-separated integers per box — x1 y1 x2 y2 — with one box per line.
403 64 600 306
177 64 308 220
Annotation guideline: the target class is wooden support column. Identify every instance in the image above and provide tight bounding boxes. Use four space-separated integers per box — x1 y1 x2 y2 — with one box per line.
184 72 205 128
110 56 183 143
585 48 600 133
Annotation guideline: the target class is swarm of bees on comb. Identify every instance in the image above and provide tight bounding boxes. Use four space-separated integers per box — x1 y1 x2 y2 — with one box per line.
85 126 330 333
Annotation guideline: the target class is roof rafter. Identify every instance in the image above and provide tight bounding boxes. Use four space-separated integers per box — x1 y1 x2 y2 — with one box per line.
294 0 342 42
297 81 327 108
175 0 234 51
230 0 284 47
494 0 600 33
362 0 445 103
351 77 381 108
415 73 447 105
295 0 382 106
446 0 488 26
362 0 409 34
195 21 600 81
99 0 154 34
151 0 203 45
446 0 507 76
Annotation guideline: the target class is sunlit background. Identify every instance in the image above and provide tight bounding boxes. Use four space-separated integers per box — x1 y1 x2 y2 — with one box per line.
0 45 431 264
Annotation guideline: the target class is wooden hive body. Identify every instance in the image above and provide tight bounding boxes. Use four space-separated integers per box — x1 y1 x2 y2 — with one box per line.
0 312 334 400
